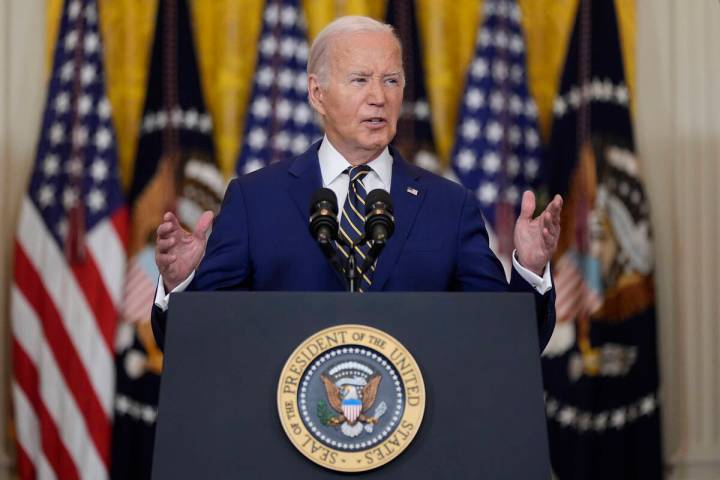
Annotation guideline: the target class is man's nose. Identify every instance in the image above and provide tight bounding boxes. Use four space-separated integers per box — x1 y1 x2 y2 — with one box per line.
367 77 386 106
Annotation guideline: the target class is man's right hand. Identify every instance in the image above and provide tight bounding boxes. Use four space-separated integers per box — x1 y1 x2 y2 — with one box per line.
155 210 214 292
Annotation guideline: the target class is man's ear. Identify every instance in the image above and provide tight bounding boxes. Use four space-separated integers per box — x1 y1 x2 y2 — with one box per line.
307 74 326 117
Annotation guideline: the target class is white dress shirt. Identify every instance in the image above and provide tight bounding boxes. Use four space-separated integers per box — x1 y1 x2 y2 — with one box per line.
154 135 551 310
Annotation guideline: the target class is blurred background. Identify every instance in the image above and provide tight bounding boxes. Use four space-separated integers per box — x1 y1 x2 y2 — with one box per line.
0 0 718 478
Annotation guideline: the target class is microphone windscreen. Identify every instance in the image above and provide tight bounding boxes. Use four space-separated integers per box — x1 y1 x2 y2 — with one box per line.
309 188 338 215
365 189 393 214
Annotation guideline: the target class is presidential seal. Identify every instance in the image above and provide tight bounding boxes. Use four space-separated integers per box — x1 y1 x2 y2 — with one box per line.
277 324 425 472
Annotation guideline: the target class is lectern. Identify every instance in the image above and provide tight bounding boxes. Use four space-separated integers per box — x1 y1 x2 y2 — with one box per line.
152 292 550 479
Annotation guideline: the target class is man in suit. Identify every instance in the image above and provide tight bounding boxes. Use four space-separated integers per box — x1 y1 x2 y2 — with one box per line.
152 16 563 349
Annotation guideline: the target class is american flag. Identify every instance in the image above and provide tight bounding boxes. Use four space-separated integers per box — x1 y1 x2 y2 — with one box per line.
235 0 321 175
450 0 542 263
11 0 128 479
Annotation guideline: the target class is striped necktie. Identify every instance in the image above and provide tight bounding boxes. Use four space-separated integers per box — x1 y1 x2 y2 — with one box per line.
336 165 374 292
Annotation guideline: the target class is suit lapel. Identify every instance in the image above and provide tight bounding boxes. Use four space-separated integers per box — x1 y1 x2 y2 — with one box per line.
287 141 323 223
369 149 426 291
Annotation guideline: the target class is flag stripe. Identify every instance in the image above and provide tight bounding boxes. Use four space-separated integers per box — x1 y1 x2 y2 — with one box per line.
17 198 114 413
13 383 61 480
12 343 79 480
12 286 109 478
87 213 128 308
14 249 111 468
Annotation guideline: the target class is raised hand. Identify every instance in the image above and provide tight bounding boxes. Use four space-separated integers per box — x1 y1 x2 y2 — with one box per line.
155 210 214 292
514 191 563 276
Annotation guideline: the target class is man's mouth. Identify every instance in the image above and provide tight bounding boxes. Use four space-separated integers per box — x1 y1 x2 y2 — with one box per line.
363 117 387 127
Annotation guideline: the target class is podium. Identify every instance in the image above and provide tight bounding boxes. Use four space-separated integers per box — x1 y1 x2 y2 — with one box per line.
152 292 550 479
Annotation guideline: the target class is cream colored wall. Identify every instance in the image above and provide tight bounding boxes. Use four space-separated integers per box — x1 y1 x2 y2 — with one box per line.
1 1 719 479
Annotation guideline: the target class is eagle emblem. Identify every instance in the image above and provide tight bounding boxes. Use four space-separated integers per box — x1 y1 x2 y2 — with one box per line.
318 362 387 438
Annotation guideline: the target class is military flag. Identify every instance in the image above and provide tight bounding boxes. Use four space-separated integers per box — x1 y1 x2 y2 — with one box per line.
112 1 225 478
235 0 320 175
11 0 128 478
450 0 543 267
385 0 441 173
541 1 663 478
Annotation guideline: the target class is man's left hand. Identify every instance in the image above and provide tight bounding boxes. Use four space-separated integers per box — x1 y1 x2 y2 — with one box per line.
514 191 563 276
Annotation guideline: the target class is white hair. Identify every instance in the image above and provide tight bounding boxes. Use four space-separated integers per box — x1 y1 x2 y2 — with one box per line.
307 16 403 88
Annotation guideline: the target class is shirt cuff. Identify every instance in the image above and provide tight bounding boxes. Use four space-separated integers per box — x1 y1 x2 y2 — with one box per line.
154 271 196 312
511 250 552 294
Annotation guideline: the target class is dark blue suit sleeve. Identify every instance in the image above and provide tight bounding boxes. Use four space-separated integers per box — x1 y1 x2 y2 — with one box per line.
454 190 555 350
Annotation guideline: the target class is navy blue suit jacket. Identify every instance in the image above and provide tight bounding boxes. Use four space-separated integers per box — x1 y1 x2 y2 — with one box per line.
152 143 555 349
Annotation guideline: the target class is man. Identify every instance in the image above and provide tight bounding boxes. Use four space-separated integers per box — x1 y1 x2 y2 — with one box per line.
152 16 563 349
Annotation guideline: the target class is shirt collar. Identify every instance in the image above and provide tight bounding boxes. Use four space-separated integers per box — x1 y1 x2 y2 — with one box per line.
318 135 393 189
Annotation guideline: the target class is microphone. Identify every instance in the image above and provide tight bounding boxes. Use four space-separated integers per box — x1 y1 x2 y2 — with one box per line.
309 188 339 244
360 189 395 274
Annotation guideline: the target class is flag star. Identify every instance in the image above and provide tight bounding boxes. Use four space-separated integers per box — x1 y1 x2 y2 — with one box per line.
504 186 520 205
558 407 576 426
484 1 496 16
57 218 68 238
506 155 520 177
155 111 167 129
84 32 99 54
61 61 75 82
171 107 184 127
49 122 65 145
184 108 199 129
66 156 83 177
471 58 488 79
43 154 60 176
281 6 298 26
247 128 267 150
280 37 296 58
293 103 312 125
273 132 291 151
496 1 509 18
278 68 294 90
291 134 310 154
62 187 79 209
95 127 112 151
615 84 629 105
509 35 524 54
64 30 78 51
456 149 476 172
510 65 524 83
198 114 212 133
78 94 93 116
508 126 522 146
594 412 608 431
72 126 88 147
510 3 522 22
525 158 539 179
482 151 501 174
568 88 581 109
600 79 614 101
86 188 106 212
54 92 70 113
256 66 275 88
84 3 98 24
295 72 308 94
276 99 293 121
490 90 505 113
142 113 156 133
553 97 567 116
525 129 540 149
243 158 265 174
577 413 592 432
510 95 523 116
461 119 481 140
465 88 484 110
492 61 508 81
611 409 626 429
68 0 82 19
640 396 656 415
81 64 96 85
591 78 604 99
37 184 55 208
98 98 111 118
494 30 509 49
414 100 430 120
90 159 108 182
295 42 309 62
260 35 278 57
264 4 279 26
525 100 538 118
486 121 503 143
477 182 498 205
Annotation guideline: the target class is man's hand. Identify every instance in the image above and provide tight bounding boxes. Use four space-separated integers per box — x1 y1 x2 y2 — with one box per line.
155 210 214 292
514 191 563 276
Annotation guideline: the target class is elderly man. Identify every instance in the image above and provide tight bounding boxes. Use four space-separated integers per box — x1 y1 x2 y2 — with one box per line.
152 16 563 349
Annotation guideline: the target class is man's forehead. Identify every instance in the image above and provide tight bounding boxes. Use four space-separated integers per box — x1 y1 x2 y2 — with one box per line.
330 31 402 72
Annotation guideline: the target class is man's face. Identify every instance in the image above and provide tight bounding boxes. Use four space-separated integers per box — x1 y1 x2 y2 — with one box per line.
309 31 404 164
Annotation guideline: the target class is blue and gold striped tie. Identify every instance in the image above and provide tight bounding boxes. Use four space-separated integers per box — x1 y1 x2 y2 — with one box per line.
336 165 374 292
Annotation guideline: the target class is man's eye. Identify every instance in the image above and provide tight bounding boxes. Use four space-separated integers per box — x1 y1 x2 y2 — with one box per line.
385 78 399 86
351 77 367 84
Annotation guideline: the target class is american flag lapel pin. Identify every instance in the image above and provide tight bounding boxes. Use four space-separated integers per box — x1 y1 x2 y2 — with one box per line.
406 187 418 196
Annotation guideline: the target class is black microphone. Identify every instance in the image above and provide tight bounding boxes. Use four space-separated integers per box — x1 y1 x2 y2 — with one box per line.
309 188 339 244
360 189 395 274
